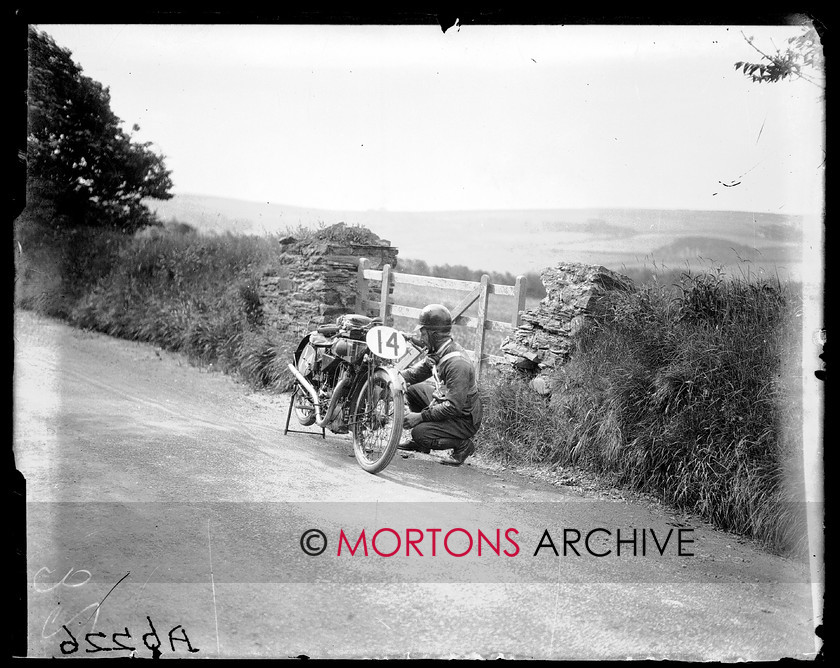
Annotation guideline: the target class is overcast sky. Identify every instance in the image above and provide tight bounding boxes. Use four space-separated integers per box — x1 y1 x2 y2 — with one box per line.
36 22 824 215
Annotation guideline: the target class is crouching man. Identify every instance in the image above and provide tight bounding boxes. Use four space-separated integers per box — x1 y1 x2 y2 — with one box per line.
398 304 482 466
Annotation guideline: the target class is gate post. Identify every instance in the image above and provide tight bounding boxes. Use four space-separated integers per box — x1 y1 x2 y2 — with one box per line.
379 263 392 325
474 274 490 381
513 275 527 327
356 258 370 315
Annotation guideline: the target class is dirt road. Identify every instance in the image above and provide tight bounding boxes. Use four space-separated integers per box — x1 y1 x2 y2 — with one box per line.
13 311 818 659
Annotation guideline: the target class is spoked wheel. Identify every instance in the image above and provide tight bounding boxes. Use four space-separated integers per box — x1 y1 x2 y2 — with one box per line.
294 345 317 426
351 368 404 474
292 387 316 426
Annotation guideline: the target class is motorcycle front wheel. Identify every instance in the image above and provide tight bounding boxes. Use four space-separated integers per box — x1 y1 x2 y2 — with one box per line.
351 367 404 474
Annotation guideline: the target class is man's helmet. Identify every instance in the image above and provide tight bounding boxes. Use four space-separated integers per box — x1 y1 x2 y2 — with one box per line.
418 304 452 333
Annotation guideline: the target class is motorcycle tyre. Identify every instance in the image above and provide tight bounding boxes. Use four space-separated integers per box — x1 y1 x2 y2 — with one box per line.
351 367 404 474
293 387 317 427
294 345 318 426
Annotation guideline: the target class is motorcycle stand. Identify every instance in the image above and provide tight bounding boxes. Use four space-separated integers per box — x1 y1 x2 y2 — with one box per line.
283 387 326 439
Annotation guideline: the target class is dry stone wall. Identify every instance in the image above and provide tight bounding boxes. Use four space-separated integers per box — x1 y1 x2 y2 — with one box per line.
500 262 635 378
257 229 632 385
257 223 398 338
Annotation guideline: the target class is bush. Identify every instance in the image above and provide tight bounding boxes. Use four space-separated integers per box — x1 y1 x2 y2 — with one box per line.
14 214 129 318
478 369 567 466
477 268 805 556
15 216 301 392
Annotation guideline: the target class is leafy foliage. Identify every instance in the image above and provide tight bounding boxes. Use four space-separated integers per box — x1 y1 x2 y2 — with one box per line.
26 27 173 232
478 268 805 556
734 26 823 86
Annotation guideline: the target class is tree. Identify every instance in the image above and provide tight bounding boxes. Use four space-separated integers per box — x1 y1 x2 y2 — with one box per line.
26 26 173 232
734 25 824 87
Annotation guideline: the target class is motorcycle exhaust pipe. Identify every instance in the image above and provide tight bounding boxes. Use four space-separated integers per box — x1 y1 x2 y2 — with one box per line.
287 364 350 429
288 364 324 423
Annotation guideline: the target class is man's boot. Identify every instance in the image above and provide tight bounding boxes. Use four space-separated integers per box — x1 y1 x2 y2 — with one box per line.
439 438 476 466
398 429 430 454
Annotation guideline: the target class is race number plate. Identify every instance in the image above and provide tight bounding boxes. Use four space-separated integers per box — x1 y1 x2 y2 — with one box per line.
366 325 408 360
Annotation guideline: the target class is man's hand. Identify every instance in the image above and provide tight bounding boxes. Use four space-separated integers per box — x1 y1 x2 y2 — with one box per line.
403 411 423 429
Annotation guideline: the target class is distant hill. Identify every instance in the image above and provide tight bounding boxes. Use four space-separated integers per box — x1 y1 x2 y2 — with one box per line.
653 236 785 261
144 193 807 280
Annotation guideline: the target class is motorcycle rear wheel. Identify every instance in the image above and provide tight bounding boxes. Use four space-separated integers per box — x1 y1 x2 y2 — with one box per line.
294 345 317 426
293 388 316 426
351 367 404 474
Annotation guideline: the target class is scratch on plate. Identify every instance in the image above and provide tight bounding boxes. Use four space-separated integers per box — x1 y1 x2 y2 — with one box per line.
208 519 221 655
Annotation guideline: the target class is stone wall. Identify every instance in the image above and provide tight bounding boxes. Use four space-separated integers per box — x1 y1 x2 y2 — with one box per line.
257 235 632 381
500 262 635 379
257 223 398 337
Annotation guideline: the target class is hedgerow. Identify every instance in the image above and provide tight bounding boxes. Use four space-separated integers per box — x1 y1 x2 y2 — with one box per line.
478 268 805 555
14 217 804 554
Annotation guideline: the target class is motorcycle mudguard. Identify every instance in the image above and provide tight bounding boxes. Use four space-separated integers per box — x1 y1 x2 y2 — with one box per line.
385 366 406 394
292 333 312 364
348 365 404 403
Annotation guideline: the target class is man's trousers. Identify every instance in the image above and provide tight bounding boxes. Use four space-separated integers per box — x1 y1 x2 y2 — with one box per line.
405 380 479 450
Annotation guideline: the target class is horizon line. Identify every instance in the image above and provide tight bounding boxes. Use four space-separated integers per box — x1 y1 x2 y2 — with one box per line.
152 192 814 218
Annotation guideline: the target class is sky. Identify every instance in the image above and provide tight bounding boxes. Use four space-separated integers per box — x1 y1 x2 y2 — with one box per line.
35 21 825 215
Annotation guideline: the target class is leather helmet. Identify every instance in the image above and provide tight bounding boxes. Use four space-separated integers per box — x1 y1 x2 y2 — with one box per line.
418 304 452 332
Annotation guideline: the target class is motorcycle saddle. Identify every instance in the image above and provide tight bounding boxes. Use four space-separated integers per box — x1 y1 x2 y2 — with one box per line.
310 324 339 346
309 333 333 347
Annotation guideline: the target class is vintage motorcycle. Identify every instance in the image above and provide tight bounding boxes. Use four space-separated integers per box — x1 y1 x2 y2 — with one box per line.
287 313 414 474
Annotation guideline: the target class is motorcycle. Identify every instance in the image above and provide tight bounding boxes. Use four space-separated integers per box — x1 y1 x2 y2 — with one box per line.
287 313 414 474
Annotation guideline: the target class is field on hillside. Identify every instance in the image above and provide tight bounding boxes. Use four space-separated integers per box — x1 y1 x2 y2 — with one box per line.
146 194 812 282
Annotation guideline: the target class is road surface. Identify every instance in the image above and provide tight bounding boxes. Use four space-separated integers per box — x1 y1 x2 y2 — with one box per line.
13 310 818 659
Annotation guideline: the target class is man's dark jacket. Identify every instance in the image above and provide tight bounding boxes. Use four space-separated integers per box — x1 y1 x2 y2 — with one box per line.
401 338 483 427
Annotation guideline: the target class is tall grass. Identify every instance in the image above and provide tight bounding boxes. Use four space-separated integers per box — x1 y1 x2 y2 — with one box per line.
478 267 805 555
15 217 300 390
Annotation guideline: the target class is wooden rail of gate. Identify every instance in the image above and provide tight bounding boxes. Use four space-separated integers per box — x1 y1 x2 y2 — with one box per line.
355 258 527 381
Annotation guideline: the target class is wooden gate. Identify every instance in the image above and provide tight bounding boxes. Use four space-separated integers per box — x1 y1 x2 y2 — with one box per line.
355 258 526 381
